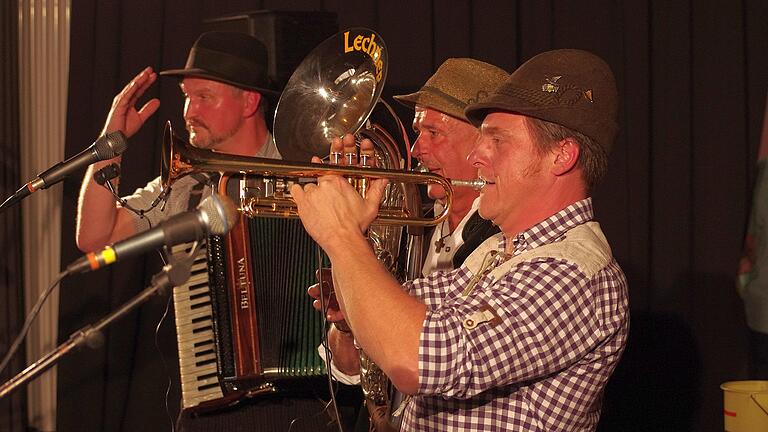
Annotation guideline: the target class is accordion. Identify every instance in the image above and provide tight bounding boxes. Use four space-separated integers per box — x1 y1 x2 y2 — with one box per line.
172 182 328 412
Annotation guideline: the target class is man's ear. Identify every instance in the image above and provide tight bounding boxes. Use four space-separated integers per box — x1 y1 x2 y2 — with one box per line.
551 138 580 176
243 91 262 117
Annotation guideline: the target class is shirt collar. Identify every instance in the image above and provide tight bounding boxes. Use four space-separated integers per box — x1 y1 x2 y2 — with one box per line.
498 198 595 255
255 132 282 159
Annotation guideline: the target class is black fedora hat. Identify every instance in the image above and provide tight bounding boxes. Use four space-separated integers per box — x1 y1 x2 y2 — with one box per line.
160 31 279 95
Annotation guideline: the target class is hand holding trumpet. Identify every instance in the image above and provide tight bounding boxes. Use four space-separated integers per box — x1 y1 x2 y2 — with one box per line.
291 134 389 255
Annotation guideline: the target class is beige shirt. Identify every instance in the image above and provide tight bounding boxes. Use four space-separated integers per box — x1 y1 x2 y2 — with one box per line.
122 133 280 231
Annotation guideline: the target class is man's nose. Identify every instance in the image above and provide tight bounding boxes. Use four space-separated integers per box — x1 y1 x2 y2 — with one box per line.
468 137 488 167
411 136 426 158
183 100 198 120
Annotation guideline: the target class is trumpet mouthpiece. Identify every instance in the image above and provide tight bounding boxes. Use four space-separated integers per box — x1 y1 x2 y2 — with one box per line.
450 178 486 190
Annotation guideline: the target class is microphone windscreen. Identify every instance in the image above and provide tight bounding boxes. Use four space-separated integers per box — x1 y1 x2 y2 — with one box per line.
200 194 239 236
94 131 128 160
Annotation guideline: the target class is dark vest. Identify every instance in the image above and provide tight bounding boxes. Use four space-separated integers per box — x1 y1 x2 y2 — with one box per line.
422 209 500 268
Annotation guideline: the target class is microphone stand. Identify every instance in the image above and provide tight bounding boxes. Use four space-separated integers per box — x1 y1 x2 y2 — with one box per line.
0 253 193 400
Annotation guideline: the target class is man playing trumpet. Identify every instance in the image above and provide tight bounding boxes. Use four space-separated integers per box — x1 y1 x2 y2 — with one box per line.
297 49 629 431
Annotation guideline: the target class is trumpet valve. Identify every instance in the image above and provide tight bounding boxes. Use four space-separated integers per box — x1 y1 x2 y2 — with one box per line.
241 196 297 219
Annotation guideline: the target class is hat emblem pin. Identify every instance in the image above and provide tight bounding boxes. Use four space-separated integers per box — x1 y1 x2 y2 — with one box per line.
542 75 562 93
542 75 594 105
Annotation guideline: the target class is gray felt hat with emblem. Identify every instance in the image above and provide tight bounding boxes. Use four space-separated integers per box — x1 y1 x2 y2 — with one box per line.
465 49 618 152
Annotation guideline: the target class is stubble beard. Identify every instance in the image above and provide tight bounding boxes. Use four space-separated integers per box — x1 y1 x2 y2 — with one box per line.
187 118 244 150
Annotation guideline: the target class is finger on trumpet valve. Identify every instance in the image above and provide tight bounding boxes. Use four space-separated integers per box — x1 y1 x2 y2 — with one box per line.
359 146 375 167
343 137 357 165
358 149 374 196
330 151 342 164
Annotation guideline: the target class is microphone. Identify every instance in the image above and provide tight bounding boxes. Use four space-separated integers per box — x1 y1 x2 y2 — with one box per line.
0 131 128 211
66 194 239 274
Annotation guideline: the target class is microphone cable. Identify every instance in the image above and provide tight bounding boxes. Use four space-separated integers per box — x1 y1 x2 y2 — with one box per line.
156 281 177 432
288 247 345 432
0 270 69 375
160 241 202 432
94 163 171 221
316 246 345 432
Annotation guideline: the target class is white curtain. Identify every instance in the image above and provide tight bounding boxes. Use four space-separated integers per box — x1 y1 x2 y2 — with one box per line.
18 0 70 430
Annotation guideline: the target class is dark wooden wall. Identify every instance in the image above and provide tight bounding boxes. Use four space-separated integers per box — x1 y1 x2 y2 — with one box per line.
52 1 768 431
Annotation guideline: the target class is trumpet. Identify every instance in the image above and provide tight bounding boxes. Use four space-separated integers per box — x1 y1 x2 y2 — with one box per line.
162 125 478 227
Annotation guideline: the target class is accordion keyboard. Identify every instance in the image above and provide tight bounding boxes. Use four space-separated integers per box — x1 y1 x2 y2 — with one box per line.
169 208 330 412
171 242 223 409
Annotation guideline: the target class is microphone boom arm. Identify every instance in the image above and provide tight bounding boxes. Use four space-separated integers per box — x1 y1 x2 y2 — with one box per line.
0 255 193 400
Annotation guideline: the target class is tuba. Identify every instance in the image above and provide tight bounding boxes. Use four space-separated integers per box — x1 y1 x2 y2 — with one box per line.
271 28 412 431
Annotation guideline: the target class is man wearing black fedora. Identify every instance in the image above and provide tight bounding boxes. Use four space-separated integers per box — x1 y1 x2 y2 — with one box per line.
75 31 358 432
76 31 281 252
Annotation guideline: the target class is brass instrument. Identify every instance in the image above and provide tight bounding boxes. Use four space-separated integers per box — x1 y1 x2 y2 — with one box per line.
159 26 485 228
269 27 406 431
161 126 451 227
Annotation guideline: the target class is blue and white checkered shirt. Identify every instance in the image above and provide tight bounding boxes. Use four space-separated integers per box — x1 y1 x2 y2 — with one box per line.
400 198 629 431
